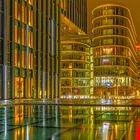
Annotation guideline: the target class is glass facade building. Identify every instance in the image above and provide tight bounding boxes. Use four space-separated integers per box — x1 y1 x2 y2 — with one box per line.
60 0 89 98
61 0 87 33
61 41 90 98
0 0 61 99
92 4 137 97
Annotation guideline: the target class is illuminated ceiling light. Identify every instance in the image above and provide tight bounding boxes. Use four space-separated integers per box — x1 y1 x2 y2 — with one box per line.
63 26 67 30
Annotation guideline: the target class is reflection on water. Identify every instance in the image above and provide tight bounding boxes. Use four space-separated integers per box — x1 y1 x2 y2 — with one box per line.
0 105 139 140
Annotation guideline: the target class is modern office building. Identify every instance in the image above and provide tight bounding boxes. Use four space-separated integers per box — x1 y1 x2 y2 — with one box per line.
92 4 137 97
0 0 61 99
61 0 87 34
33 0 60 99
60 0 90 98
60 40 90 98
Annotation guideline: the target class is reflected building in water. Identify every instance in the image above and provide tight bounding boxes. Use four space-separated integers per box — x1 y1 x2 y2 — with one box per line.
92 4 137 97
0 104 139 140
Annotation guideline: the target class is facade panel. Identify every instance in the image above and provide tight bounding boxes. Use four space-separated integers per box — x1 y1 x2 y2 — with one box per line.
92 4 137 97
0 0 61 99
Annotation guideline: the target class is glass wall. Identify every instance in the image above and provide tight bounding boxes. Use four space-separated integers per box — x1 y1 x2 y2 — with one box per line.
13 0 33 98
61 41 90 98
92 4 137 96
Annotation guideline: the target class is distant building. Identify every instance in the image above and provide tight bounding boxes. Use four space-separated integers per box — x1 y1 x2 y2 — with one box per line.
60 0 91 98
60 40 90 98
92 4 137 97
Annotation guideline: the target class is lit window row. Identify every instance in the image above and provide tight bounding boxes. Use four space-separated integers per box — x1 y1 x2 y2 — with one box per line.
93 6 129 18
61 79 89 86
14 48 33 69
94 68 128 75
61 62 90 69
62 44 89 52
15 25 33 48
15 1 33 26
94 57 129 66
93 16 129 28
93 27 129 37
61 71 89 78
62 53 88 61
93 36 128 46
93 47 130 57
94 76 131 86
61 88 89 95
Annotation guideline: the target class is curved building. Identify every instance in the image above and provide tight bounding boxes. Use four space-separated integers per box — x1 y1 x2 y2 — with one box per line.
61 41 90 98
92 4 137 97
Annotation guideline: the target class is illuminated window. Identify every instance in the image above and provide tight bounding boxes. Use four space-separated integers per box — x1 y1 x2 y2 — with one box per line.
28 9 33 26
27 31 33 48
28 0 33 5
28 52 33 69
14 25 20 44
103 39 113 45
14 48 17 67
14 48 20 67
30 10 33 26
17 3 20 20
28 31 31 47
22 28 25 45
103 29 113 35
14 1 18 19
14 25 17 43
103 48 113 55
22 5 25 23
103 9 113 15
102 18 113 25
22 50 25 68
14 25 21 43
17 26 20 44
30 32 33 48
30 53 33 68
25 6 27 23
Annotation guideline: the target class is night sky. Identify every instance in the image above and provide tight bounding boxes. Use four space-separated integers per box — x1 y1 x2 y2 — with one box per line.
87 0 140 43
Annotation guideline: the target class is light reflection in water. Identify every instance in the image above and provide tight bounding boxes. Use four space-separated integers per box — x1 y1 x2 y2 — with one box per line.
0 105 139 140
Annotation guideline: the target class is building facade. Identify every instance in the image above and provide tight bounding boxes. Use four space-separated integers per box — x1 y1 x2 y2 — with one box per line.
61 0 87 33
61 40 90 98
60 0 90 98
92 4 137 97
33 0 60 99
0 0 61 99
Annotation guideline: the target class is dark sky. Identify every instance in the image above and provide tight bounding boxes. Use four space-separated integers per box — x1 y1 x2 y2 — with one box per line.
87 0 140 42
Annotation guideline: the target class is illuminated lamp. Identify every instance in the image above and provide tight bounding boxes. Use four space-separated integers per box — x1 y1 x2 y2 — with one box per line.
136 119 140 140
136 44 140 50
